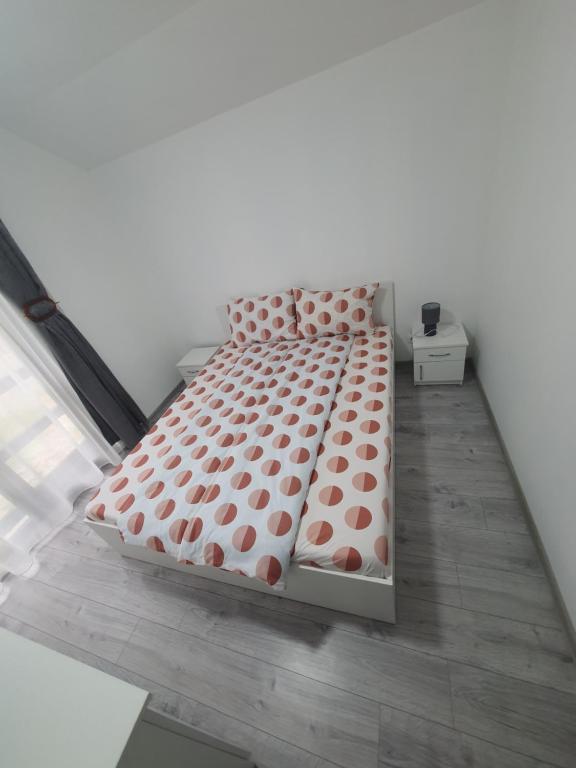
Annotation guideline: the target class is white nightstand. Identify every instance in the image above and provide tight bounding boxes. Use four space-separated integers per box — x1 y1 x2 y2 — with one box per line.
177 345 219 384
411 322 468 385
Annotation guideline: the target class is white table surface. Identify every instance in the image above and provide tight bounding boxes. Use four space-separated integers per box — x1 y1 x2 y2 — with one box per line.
0 627 149 768
411 322 468 349
177 345 220 368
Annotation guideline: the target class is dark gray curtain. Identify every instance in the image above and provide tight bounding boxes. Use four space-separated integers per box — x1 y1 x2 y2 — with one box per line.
0 217 148 448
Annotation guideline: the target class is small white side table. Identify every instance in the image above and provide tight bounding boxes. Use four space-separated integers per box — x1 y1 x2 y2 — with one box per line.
0 627 254 768
411 322 468 385
177 345 219 384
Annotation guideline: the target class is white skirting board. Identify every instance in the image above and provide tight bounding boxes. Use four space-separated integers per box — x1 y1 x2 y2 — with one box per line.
85 518 396 623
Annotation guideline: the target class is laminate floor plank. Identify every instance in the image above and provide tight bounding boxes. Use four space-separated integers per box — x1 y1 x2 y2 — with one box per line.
450 662 576 768
396 519 543 575
0 578 137 662
119 619 380 768
396 464 517 500
481 498 529 533
375 597 576 694
395 441 507 472
396 403 490 425
190 598 454 727
396 553 462 607
378 704 555 768
395 422 501 450
395 489 486 528
36 547 216 634
395 386 486 410
458 564 563 629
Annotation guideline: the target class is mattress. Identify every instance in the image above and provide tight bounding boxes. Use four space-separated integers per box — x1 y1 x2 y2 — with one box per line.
87 327 392 584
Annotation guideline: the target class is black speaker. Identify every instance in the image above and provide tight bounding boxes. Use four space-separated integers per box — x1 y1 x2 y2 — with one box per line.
422 302 440 336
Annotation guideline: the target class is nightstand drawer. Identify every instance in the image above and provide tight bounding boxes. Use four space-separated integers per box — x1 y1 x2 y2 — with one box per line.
179 366 202 384
413 345 466 363
179 366 202 377
414 360 465 384
177 346 219 384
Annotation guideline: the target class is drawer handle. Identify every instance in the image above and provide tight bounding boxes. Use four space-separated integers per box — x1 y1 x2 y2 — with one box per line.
428 353 451 357
419 364 423 381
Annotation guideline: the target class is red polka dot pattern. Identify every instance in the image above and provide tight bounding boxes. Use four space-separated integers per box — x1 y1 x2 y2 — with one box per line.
293 327 393 579
86 332 353 590
226 290 297 347
294 283 378 340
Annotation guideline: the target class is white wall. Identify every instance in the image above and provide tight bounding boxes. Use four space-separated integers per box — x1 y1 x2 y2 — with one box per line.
475 0 576 628
80 0 507 414
0 127 156 411
0 3 507 415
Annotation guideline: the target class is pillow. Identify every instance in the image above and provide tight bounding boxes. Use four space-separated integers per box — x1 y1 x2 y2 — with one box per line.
294 283 379 339
226 290 297 346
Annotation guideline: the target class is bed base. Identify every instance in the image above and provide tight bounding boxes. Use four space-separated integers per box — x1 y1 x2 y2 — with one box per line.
85 518 396 623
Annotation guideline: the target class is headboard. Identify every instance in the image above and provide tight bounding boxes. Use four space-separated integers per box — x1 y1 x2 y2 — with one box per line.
217 281 395 338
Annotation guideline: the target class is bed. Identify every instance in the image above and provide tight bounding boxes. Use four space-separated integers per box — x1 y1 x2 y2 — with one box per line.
85 283 395 622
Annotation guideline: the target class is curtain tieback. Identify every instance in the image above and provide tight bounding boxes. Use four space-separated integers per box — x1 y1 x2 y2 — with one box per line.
22 295 59 323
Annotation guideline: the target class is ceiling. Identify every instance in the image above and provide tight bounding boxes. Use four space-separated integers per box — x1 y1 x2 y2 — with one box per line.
0 0 483 168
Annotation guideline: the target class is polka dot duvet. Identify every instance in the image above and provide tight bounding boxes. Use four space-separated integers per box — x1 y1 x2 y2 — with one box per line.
293 327 392 579
87 328 392 589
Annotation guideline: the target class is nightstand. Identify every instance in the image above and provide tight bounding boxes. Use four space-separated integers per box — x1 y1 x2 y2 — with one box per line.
177 345 219 384
411 322 468 385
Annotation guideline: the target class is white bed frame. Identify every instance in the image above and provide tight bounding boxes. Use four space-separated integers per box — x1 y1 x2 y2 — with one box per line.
85 283 396 623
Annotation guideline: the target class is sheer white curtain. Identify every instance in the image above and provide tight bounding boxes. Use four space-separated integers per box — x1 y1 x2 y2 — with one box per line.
0 294 120 602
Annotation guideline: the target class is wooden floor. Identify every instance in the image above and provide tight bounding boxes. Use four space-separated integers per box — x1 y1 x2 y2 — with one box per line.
2 364 576 768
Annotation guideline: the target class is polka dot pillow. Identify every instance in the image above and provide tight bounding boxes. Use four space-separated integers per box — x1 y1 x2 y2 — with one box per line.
294 283 379 339
226 290 298 346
